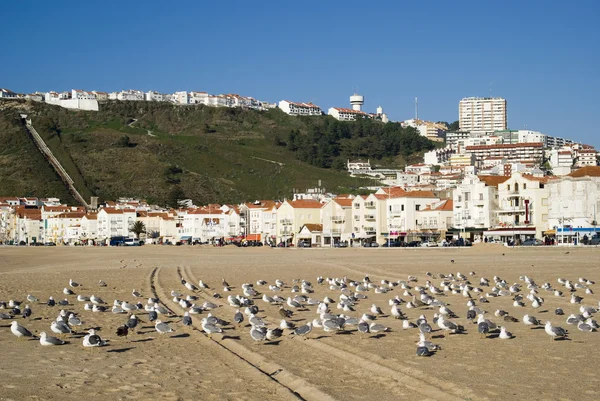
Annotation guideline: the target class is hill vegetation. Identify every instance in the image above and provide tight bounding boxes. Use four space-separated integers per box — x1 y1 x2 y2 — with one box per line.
0 100 436 205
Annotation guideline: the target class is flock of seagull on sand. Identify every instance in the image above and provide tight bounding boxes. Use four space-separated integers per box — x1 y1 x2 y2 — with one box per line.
2 267 599 357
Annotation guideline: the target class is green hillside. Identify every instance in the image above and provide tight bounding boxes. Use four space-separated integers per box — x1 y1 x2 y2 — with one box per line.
0 100 434 206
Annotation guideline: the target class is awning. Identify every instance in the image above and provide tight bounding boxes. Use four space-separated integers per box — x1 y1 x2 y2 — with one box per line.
180 236 192 240
245 234 261 241
543 229 556 235
484 228 536 236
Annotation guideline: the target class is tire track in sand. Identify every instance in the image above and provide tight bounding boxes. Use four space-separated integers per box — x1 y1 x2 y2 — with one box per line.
180 265 470 401
150 266 334 401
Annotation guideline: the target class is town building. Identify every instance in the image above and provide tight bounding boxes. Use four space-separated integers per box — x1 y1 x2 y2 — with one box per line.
71 89 96 100
424 147 455 165
547 166 600 244
278 100 322 116
320 197 353 246
402 119 448 142
459 97 507 132
276 199 322 245
97 207 136 241
575 149 598 167
0 88 18 98
417 199 454 239
328 107 370 121
484 173 555 241
465 142 544 168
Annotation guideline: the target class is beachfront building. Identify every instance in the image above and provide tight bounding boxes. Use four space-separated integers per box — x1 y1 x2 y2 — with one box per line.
80 212 98 242
485 173 555 242
320 197 353 246
376 188 439 242
240 201 279 243
276 199 323 245
46 210 86 244
417 200 454 239
547 166 600 244
278 100 322 116
459 97 507 132
297 224 323 246
13 207 44 244
351 194 386 244
225 207 243 238
97 207 137 241
453 175 508 239
180 207 227 242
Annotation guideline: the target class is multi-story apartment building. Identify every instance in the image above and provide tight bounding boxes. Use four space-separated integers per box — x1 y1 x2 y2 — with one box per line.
402 119 448 142
575 149 598 167
145 91 166 102
351 194 386 243
547 166 600 243
465 143 544 167
328 107 370 121
320 197 353 246
239 201 279 243
417 199 454 238
485 173 555 241
459 97 507 132
276 199 322 245
446 131 472 149
71 89 96 100
97 208 136 240
453 175 509 238
278 100 322 116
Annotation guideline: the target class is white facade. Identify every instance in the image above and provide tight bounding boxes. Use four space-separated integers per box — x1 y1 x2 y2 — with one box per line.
547 167 600 241
453 175 507 231
576 149 597 167
97 208 136 239
278 100 322 116
71 89 96 100
320 198 353 245
109 90 144 101
328 107 370 121
459 97 507 132
145 91 166 102
0 88 18 98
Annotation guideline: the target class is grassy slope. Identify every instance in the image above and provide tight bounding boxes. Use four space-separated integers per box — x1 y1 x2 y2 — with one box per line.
14 101 376 205
0 105 75 202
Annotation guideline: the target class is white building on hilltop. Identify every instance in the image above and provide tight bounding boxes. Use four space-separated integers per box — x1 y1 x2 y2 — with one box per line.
459 97 507 132
328 107 370 121
402 119 448 142
278 100 322 116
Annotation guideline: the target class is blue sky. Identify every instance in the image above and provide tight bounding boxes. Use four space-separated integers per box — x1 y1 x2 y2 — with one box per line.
2 1 599 145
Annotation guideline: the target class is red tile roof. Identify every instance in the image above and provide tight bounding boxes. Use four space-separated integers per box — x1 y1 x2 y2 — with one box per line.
477 175 511 187
301 224 323 232
288 200 322 209
567 166 600 178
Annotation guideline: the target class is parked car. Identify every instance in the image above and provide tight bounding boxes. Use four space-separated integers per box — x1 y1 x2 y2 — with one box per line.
522 238 543 246
124 238 141 246
590 235 600 245
298 240 311 248
44 242 56 246
421 241 438 247
406 241 421 247
382 240 402 247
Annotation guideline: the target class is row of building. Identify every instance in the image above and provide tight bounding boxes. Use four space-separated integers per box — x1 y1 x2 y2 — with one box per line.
1 167 599 247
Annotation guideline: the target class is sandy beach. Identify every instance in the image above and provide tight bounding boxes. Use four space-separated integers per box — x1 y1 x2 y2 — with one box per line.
1 244 599 401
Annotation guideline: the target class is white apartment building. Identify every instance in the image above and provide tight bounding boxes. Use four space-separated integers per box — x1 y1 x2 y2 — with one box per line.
92 91 108 100
71 89 96 100
207 95 228 107
189 91 209 104
453 175 508 237
0 88 18 98
328 107 370 121
465 143 544 167
485 173 555 240
174 91 190 104
403 119 447 142
80 213 98 241
278 100 322 116
576 149 597 167
396 172 420 188
446 131 472 149
14 208 44 244
320 197 353 245
240 201 279 243
459 97 507 132
180 208 227 241
46 211 85 244
375 188 439 242
547 136 574 148
424 147 455 165
109 90 144 101
97 208 136 240
417 199 454 236
547 167 600 242
145 91 166 102
351 194 386 243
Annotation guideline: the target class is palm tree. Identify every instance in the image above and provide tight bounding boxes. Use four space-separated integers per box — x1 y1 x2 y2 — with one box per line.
130 221 146 239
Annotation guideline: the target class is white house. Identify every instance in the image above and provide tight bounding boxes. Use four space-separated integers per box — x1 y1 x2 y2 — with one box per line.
328 107 370 121
417 199 454 239
145 91 165 102
241 201 279 243
547 166 600 243
278 100 322 116
484 173 556 241
276 199 322 245
97 208 136 240
0 88 18 98
71 89 96 100
453 174 509 237
320 197 353 246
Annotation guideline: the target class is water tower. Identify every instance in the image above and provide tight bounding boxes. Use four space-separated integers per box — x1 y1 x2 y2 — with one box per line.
350 93 364 111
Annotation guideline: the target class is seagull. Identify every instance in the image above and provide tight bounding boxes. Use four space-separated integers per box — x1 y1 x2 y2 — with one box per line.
266 328 283 341
69 279 81 288
98 280 107 287
63 288 74 295
90 295 105 305
416 346 433 357
280 319 295 330
293 322 312 338
68 313 82 327
47 297 55 307
545 321 568 341
391 305 403 319
116 325 129 338
83 329 106 347
132 289 142 298
51 320 71 335
26 294 39 303
523 315 541 326
250 326 267 342
577 321 595 332
287 297 302 308
478 322 490 339
40 331 66 346
201 317 223 338
155 320 173 334
369 323 389 333
127 314 140 330
499 326 513 339
370 304 383 315
417 332 440 351
11 321 35 339
233 309 244 325
148 309 158 322
182 312 192 327
22 305 31 319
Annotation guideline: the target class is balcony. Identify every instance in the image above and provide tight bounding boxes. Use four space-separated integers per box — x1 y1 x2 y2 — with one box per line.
331 216 345 223
365 202 376 209
280 219 293 225
364 215 376 221
331 228 342 234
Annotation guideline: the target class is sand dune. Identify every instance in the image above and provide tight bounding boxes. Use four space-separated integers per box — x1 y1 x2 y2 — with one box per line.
1 245 599 400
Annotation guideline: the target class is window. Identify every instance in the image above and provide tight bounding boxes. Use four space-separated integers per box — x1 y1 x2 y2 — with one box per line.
479 193 484 201
458 195 462 202
401 205 405 211
523 183 527 190
507 185 510 191
308 214 312 220
415 205 420 211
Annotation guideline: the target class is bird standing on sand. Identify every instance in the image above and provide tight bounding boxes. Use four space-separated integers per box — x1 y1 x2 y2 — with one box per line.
545 322 568 341
11 321 35 339
40 332 66 346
